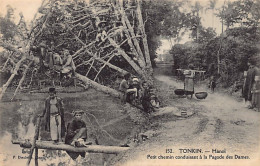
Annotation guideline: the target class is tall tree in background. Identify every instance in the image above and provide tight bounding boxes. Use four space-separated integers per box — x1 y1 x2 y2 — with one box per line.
143 0 198 63
192 1 203 42
170 0 259 87
217 0 260 29
0 5 17 41
206 0 218 28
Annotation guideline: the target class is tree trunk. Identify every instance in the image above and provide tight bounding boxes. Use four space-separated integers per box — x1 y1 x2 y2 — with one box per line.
96 58 128 75
94 55 116 81
136 0 152 71
217 37 223 74
11 61 33 101
75 73 121 98
0 57 26 101
122 21 146 68
12 140 129 154
119 2 146 63
107 37 145 77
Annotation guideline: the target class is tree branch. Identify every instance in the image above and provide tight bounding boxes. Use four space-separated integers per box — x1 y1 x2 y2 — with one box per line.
94 54 116 81
0 56 27 101
85 58 95 76
11 61 33 101
75 73 120 98
136 0 152 70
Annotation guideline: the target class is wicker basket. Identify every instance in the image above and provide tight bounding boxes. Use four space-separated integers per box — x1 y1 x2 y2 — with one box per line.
195 92 208 99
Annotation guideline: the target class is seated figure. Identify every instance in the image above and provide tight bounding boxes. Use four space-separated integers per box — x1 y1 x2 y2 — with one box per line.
140 82 160 113
61 49 76 76
127 77 141 103
119 73 137 104
65 110 88 160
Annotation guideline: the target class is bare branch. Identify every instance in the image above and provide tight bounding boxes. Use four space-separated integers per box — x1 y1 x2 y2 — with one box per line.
1 53 16 71
85 58 95 77
70 21 91 30
67 15 90 24
94 54 116 81
65 24 129 75
0 57 27 100
77 57 94 68
11 61 33 101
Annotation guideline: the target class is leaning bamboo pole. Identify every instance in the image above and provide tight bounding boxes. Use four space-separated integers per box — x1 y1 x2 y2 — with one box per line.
136 0 152 70
12 140 129 154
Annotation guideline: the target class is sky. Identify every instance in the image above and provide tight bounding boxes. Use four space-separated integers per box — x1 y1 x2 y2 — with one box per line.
0 0 227 54
0 0 43 23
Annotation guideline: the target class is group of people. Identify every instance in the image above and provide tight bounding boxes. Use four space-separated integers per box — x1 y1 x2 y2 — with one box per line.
119 73 159 113
242 60 260 111
41 87 89 160
32 41 76 80
40 75 160 160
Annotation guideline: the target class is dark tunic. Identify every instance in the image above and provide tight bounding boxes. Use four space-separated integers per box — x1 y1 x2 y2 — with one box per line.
252 69 260 109
141 88 152 113
42 97 66 137
65 119 87 160
119 79 129 103
243 66 258 101
65 119 87 144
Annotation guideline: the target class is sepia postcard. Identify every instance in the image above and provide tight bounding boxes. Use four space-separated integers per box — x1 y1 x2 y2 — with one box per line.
0 0 259 165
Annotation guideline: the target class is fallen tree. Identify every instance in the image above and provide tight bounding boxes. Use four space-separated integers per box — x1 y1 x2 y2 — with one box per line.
0 0 154 100
12 140 130 154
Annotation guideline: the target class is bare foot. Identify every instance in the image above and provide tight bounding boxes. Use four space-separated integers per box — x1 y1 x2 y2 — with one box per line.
71 140 75 146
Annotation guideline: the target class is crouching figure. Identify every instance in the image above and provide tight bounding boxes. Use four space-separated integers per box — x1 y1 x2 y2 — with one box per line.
65 110 88 160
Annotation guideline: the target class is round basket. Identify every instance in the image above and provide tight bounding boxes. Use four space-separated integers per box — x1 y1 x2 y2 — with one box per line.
195 92 208 99
174 89 185 96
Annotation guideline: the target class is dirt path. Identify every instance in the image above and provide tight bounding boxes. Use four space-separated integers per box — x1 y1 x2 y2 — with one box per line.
110 74 260 166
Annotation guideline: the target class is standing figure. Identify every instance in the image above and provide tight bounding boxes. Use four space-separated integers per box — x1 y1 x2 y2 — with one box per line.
41 87 66 143
243 60 259 109
252 75 260 111
183 67 195 98
209 75 216 93
242 71 247 97
65 110 88 160
141 82 153 113
119 73 130 104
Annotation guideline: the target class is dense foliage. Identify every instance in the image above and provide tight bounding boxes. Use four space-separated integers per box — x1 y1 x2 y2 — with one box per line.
170 0 260 87
142 0 201 66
